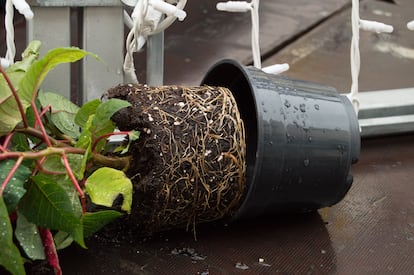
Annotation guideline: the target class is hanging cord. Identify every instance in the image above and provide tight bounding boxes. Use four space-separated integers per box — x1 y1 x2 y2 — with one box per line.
1 0 33 68
216 0 289 74
122 0 187 83
347 0 393 115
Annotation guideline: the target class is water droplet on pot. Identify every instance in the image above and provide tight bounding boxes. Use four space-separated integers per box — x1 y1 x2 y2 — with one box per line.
314 104 320 110
304 159 310 167
263 108 267 113
299 104 306 112
284 100 291 108
337 145 345 154
268 141 273 146
308 136 313 142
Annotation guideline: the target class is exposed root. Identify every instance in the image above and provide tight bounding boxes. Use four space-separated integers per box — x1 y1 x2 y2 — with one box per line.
108 84 246 233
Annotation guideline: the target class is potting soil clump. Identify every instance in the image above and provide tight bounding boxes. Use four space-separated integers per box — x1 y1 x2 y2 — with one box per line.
106 84 246 233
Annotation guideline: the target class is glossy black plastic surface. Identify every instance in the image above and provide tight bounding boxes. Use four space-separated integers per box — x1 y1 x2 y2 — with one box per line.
202 60 360 219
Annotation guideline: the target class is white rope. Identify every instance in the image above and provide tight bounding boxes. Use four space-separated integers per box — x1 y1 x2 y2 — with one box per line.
262 63 289 74
217 0 289 74
347 0 361 113
347 0 393 115
250 0 260 68
122 0 187 83
408 20 414 31
4 0 16 65
1 0 33 68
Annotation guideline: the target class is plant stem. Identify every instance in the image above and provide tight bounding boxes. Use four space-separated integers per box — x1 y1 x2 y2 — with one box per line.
35 104 51 129
31 101 52 147
39 227 62 275
61 153 86 212
15 126 69 147
0 156 23 196
0 66 29 128
0 146 85 161
2 132 14 150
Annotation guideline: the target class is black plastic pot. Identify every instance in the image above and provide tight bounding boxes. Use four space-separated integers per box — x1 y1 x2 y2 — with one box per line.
201 59 360 219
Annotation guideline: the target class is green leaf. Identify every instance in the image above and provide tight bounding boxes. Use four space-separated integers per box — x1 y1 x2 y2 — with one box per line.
75 99 131 152
93 99 131 152
15 211 45 260
75 115 95 179
11 132 31 151
0 41 41 136
18 175 85 248
41 174 83 218
53 231 74 250
0 71 30 136
41 155 66 173
0 197 25 275
85 168 133 214
93 99 130 134
82 211 123 238
1 160 31 213
38 91 80 139
75 99 100 128
76 114 94 150
19 47 93 108
7 40 41 73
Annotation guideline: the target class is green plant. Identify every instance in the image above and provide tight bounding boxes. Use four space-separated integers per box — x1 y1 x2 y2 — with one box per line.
0 41 138 275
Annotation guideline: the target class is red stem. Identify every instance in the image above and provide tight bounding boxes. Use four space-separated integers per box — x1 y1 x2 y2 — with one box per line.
31 101 52 147
39 227 62 275
32 156 46 175
61 153 86 213
92 131 130 153
2 132 14 150
0 66 29 128
9 211 17 223
0 156 23 196
35 105 51 129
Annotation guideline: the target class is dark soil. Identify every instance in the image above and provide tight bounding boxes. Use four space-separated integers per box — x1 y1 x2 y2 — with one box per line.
106 84 246 234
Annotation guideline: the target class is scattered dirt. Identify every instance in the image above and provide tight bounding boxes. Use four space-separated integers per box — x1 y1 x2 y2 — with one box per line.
106 84 246 234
